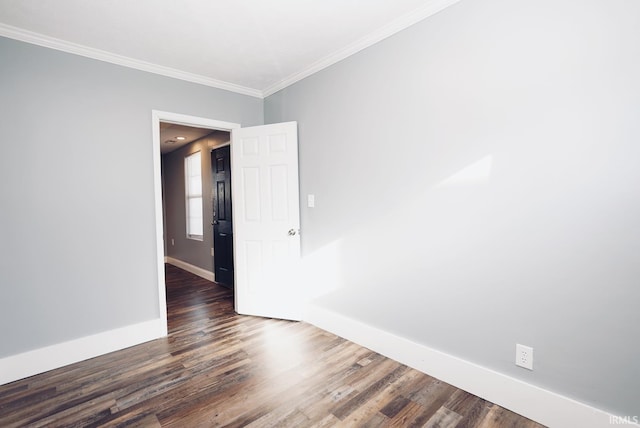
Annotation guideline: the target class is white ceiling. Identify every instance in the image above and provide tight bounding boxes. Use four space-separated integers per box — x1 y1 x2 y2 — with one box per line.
0 0 460 98
159 123 216 155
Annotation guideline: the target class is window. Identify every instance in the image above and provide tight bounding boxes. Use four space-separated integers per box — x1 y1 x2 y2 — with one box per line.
185 151 203 240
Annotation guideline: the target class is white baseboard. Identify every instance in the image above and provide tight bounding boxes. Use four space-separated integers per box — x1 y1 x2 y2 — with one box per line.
0 318 166 386
165 256 215 282
305 303 637 428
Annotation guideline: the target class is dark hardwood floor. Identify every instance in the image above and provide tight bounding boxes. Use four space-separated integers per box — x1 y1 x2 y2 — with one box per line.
0 264 545 427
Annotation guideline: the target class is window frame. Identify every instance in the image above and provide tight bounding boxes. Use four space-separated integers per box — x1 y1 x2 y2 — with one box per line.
184 151 204 241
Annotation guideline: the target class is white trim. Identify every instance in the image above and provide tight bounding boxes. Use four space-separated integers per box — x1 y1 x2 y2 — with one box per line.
0 23 262 99
152 111 241 131
0 319 165 386
1 0 463 99
165 257 215 282
305 303 638 428
152 113 169 336
210 141 231 151
262 0 464 97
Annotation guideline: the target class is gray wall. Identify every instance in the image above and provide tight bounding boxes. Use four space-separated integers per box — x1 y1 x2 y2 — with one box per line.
162 132 230 272
265 0 640 417
0 36 262 358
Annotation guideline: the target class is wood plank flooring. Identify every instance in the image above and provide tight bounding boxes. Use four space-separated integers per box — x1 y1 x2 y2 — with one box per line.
0 265 546 427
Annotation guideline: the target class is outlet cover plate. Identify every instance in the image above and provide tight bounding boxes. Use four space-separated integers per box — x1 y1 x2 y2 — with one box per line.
516 344 534 370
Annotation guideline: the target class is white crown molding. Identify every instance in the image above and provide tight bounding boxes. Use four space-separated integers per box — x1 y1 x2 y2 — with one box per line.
1 0 463 99
0 23 263 99
262 0 463 97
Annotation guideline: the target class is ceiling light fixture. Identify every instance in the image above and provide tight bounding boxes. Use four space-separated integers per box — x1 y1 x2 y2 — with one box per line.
176 136 186 140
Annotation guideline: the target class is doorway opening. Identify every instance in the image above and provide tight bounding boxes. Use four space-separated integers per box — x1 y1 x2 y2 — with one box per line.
151 111 240 331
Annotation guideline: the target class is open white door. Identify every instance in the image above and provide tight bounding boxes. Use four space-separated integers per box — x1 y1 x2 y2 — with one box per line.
231 121 303 320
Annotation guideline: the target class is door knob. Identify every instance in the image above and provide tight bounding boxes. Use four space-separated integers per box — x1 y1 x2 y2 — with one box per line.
288 228 299 236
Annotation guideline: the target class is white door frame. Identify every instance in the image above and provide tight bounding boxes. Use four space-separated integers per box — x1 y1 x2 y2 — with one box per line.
151 110 241 333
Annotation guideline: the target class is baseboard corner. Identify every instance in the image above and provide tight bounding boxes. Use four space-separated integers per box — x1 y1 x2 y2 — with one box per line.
304 303 631 428
165 256 215 282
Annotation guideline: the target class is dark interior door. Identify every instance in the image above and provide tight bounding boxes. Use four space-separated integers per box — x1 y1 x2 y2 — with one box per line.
212 146 234 288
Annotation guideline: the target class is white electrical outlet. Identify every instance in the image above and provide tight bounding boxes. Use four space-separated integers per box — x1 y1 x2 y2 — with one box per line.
307 194 315 208
211 248 214 256
171 238 175 246
516 344 534 370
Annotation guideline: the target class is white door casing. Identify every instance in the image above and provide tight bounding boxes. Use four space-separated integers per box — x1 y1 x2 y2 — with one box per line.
231 121 303 320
